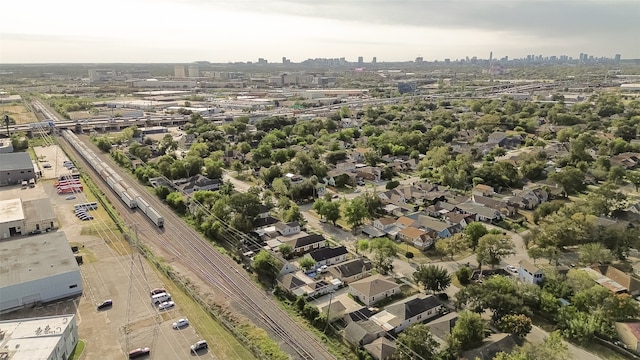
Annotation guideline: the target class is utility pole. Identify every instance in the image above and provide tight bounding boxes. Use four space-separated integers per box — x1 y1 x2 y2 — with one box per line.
324 290 335 333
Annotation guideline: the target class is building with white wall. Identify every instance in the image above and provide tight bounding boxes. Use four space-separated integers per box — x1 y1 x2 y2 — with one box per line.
0 198 57 238
0 314 78 360
0 232 82 313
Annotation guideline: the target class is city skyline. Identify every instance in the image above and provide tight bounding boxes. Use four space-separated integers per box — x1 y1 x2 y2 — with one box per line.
1 0 639 64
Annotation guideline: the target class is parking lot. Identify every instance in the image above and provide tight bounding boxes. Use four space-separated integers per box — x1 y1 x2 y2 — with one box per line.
1 145 212 359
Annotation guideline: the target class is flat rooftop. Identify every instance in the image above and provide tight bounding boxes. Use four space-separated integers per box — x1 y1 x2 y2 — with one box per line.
22 198 56 224
0 198 24 224
0 232 78 287
0 314 75 360
0 152 33 172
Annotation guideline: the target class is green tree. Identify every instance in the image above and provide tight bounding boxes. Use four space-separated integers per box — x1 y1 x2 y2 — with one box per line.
626 171 640 191
493 331 570 360
323 201 341 226
476 233 515 268
456 267 473 286
549 166 586 195
253 250 280 285
279 244 293 259
394 324 439 360
497 314 532 338
577 243 613 266
369 237 397 274
299 257 317 272
413 265 451 294
155 185 171 200
463 222 488 250
165 192 187 215
356 239 370 255
344 197 370 230
448 310 486 352
95 136 113 152
435 233 468 259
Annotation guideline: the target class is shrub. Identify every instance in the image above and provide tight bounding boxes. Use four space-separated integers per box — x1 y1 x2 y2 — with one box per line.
406 251 414 259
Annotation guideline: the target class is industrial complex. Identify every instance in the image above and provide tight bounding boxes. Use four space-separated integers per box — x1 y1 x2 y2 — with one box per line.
0 232 82 313
0 198 57 238
0 314 78 360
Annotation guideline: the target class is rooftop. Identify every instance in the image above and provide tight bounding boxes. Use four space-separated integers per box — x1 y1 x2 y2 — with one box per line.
350 274 398 297
22 198 56 223
0 198 25 224
0 232 79 287
0 152 33 172
0 314 76 360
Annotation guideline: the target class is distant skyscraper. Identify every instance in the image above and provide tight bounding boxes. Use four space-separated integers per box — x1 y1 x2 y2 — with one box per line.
615 54 621 64
415 57 424 63
489 51 493 63
357 56 364 65
372 57 377 64
174 65 186 78
282 57 291 64
188 65 199 77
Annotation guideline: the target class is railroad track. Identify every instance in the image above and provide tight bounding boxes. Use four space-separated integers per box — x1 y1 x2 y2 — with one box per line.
63 135 335 360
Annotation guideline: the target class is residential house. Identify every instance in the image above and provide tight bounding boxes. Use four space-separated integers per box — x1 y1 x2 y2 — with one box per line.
370 294 443 334
278 271 341 298
615 322 640 353
461 333 518 360
457 203 502 223
510 188 549 209
349 274 400 306
518 259 544 285
409 214 455 238
328 258 373 283
591 265 640 296
336 161 357 172
610 152 640 170
343 320 386 347
283 233 326 255
356 166 382 182
442 212 475 229
350 147 370 162
174 175 222 194
275 221 301 236
488 131 523 148
324 169 356 187
362 217 398 238
363 337 397 360
426 312 458 347
309 246 349 270
398 227 436 250
284 173 305 185
223 150 244 165
472 195 518 217
472 184 495 197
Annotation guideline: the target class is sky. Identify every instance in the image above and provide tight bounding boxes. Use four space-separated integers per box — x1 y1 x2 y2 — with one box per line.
1 0 639 63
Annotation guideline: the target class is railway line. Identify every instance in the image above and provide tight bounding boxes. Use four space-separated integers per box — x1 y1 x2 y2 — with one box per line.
61 134 335 360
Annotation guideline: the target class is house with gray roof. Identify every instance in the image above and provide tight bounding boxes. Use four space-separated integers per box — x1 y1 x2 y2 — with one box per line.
349 274 400 306
308 246 349 269
343 320 386 346
370 294 443 334
363 337 397 360
328 258 373 283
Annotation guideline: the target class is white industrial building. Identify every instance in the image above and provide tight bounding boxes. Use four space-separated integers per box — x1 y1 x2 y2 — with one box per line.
0 314 78 360
0 198 57 238
0 232 82 313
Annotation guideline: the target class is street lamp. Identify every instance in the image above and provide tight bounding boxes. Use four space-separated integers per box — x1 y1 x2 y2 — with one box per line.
324 290 335 333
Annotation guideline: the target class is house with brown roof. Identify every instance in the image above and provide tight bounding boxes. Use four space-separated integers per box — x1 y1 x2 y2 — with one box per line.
592 265 640 296
398 227 435 250
356 166 382 182
472 184 495 197
349 274 400 306
615 322 640 353
610 152 640 170
443 212 475 228
363 337 397 360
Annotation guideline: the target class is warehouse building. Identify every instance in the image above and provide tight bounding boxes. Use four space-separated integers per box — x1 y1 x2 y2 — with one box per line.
0 232 82 313
0 314 78 360
0 198 57 238
0 152 35 186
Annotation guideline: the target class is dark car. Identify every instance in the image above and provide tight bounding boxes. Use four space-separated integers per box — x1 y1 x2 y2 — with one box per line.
150 288 166 296
97 299 113 310
190 340 208 353
128 347 150 359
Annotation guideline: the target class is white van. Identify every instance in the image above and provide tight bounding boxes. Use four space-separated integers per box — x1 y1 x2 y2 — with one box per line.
151 292 171 305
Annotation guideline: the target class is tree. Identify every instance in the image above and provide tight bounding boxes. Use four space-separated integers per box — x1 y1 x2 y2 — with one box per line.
369 237 397 274
626 171 640 191
463 222 488 250
394 324 439 360
253 250 280 285
577 243 613 266
497 314 532 338
323 202 341 226
299 257 316 272
448 310 486 352
456 266 473 286
165 192 187 215
344 197 369 231
413 265 451 294
95 136 112 152
356 239 370 255
283 203 305 224
549 166 586 195
435 233 468 259
279 244 293 259
494 331 570 360
476 233 515 268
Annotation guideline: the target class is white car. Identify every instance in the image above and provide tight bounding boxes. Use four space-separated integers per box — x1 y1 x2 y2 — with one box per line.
172 318 189 329
506 265 518 273
158 301 175 310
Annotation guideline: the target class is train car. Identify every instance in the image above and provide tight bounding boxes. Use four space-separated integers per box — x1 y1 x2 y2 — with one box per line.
106 176 117 189
136 197 150 215
146 207 164 227
121 191 137 209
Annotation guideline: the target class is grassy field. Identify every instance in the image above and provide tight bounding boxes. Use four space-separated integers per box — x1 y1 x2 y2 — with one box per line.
70 339 86 360
3 104 37 124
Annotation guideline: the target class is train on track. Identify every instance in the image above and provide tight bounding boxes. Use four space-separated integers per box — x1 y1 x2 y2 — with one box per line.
61 129 165 227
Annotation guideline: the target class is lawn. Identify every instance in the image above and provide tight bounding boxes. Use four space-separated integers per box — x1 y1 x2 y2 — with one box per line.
4 104 38 124
70 339 86 360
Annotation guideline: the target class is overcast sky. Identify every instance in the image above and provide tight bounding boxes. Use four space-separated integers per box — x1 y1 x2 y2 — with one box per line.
1 0 638 63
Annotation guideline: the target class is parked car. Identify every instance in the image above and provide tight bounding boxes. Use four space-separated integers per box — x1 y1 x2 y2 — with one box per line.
506 265 518 273
43 163 52 169
97 299 113 310
158 301 175 311
172 318 189 329
190 340 208 353
65 195 76 200
128 347 150 359
150 288 166 296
